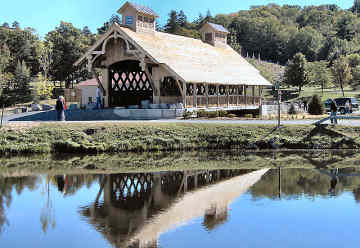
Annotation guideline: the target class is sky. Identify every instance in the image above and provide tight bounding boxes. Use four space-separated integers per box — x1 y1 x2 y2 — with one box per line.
0 0 355 38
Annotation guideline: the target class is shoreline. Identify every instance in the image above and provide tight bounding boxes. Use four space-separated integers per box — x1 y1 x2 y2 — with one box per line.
0 123 360 155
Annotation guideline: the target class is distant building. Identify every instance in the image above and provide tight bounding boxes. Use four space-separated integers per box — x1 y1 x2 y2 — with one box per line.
75 1 271 110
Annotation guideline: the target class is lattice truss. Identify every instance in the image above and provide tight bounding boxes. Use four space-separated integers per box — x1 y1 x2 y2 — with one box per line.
111 174 153 209
111 70 153 92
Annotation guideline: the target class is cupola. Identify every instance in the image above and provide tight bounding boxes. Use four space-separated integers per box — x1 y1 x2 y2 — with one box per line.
200 22 229 48
117 1 159 34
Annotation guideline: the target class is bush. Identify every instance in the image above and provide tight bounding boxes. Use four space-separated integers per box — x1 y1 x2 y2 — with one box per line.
288 103 297 115
308 94 324 115
217 110 228 117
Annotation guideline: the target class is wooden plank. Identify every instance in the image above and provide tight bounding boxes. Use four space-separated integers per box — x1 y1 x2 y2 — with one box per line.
175 79 184 98
183 81 187 107
216 85 219 107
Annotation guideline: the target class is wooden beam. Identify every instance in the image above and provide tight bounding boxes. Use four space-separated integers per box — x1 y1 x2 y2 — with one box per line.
183 81 187 107
193 83 197 108
205 84 209 108
175 79 184 98
216 84 219 107
144 65 158 96
226 85 230 108
244 85 247 106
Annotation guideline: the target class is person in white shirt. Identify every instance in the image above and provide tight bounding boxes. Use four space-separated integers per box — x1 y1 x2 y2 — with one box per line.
96 86 102 109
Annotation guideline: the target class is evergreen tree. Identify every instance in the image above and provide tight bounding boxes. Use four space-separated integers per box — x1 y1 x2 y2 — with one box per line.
283 53 310 92
331 56 352 96
308 94 325 115
82 26 92 37
351 0 360 14
12 21 20 29
164 10 180 34
178 10 187 27
14 60 31 89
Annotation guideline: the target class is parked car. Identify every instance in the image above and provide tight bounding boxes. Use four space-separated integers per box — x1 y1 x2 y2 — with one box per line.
324 97 359 114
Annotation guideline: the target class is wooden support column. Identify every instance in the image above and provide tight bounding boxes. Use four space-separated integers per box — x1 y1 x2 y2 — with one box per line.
183 81 187 108
216 84 219 107
205 84 209 108
244 85 247 106
236 85 239 106
193 83 197 108
252 86 255 104
226 85 230 108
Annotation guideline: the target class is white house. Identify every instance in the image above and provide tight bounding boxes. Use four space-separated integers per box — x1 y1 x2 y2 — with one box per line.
76 78 100 106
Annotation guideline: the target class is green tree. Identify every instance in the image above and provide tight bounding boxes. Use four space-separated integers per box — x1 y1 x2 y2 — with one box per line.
164 10 180 34
283 53 310 92
46 22 94 87
307 61 333 95
331 56 352 96
351 0 360 14
308 94 325 115
14 60 31 90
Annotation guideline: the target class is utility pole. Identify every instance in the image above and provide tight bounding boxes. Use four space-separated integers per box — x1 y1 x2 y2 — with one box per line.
275 81 281 128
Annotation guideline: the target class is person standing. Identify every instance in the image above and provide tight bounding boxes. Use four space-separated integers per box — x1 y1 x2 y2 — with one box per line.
96 86 102 109
329 99 338 125
345 100 351 114
56 96 66 121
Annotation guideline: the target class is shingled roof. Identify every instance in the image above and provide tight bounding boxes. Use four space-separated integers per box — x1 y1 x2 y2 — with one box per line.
207 22 229 33
117 1 159 17
75 23 271 86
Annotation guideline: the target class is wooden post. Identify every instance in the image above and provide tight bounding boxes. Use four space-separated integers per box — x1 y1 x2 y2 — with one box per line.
193 83 197 108
226 85 229 108
252 86 255 105
216 84 219 107
236 85 239 106
243 85 247 106
183 81 187 108
205 84 209 108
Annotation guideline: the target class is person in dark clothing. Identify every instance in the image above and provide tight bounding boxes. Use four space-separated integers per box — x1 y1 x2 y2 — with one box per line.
55 96 66 121
329 99 338 125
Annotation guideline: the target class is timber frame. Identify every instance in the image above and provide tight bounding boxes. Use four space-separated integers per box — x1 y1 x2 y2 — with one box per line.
74 23 266 109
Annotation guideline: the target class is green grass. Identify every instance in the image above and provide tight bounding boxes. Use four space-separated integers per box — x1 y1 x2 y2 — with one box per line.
281 86 360 102
1 123 360 155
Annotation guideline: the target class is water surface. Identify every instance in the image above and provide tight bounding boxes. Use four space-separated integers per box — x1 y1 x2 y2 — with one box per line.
1 167 360 247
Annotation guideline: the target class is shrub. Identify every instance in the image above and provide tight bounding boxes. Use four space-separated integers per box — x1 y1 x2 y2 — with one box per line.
183 110 192 119
308 94 324 115
217 110 228 117
288 103 297 115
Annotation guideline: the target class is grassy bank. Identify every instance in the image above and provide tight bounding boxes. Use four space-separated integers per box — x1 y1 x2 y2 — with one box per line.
1 123 360 155
0 150 359 176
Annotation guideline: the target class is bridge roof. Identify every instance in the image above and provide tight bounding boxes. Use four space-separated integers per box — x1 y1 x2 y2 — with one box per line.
75 23 271 86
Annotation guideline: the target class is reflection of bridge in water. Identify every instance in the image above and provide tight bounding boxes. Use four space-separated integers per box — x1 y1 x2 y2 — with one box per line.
80 169 269 248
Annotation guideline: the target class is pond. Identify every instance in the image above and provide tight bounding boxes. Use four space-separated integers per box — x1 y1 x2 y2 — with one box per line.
1 163 360 247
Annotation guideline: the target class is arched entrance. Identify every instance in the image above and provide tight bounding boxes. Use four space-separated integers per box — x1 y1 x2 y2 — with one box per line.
109 60 153 107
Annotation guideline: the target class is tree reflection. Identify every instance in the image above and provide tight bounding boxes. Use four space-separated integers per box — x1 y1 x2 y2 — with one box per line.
0 176 39 234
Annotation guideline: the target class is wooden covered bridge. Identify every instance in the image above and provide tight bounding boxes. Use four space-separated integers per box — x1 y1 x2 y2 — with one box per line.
75 2 271 112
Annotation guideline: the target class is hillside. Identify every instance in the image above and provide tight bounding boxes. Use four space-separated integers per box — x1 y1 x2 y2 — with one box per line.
246 58 284 84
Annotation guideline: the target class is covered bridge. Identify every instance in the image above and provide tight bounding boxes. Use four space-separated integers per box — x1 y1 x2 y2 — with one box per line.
75 1 272 111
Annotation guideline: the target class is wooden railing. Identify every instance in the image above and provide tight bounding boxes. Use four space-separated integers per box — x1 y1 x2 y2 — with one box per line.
185 95 262 108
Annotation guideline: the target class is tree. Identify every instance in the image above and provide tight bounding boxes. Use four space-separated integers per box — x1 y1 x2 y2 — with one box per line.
164 10 180 34
308 94 325 115
331 56 352 96
283 53 310 92
307 61 333 95
46 22 94 87
14 60 31 90
82 26 92 37
178 10 187 27
38 42 53 81
351 0 360 14
12 21 20 29
1 23 9 28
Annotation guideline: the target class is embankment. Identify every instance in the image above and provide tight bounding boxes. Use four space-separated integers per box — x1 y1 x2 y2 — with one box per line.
1 123 360 155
